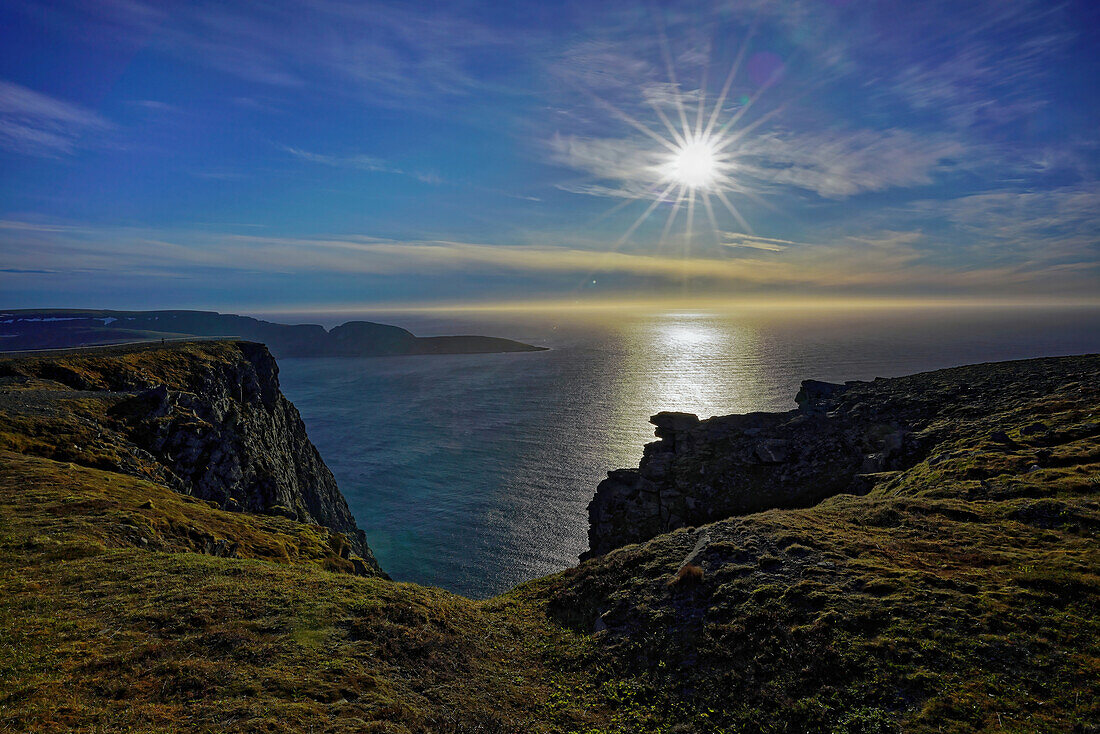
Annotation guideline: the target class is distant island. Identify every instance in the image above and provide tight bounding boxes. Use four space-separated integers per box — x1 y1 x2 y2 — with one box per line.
0 308 546 357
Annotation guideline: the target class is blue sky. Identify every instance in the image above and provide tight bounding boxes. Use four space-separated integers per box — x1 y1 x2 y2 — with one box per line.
1 0 1097 309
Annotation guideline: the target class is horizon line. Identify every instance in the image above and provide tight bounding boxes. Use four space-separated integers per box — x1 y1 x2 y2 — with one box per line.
244 295 1100 316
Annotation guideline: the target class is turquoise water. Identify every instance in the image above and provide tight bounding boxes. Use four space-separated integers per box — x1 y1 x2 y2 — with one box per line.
271 306 1100 598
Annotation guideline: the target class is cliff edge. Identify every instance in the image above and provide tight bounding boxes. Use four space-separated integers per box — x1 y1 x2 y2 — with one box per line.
584 354 1099 559
0 339 382 573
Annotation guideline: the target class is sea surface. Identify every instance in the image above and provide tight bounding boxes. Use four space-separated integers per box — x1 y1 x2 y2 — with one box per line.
269 306 1100 598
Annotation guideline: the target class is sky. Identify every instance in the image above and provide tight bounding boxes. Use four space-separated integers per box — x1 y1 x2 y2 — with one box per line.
1 0 1098 310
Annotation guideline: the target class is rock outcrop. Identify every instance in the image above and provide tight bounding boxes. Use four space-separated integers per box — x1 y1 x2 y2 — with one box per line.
0 340 383 573
583 397 911 559
583 355 1097 559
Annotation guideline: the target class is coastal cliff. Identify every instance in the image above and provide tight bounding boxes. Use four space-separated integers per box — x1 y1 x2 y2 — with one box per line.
1 348 1096 733
584 356 1098 559
0 340 382 572
543 354 1099 732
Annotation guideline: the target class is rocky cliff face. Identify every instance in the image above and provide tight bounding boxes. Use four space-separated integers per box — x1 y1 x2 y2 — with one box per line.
0 340 382 573
551 355 1099 732
583 356 1095 559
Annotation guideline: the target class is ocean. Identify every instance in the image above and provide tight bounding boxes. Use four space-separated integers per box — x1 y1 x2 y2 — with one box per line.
270 306 1100 598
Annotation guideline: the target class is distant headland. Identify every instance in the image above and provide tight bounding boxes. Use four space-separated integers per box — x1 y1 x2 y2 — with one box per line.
0 308 546 357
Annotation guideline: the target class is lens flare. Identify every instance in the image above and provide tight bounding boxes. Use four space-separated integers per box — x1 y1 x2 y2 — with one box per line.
662 137 723 190
581 26 785 248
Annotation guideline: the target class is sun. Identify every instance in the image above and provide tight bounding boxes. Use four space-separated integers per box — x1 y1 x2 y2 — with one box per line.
662 137 722 190
585 29 779 245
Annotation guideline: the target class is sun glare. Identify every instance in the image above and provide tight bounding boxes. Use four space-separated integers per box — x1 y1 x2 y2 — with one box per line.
591 29 781 246
663 137 722 190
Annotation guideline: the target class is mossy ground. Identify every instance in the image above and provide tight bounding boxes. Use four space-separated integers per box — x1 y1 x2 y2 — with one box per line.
538 359 1099 733
0 453 632 733
1 346 1097 733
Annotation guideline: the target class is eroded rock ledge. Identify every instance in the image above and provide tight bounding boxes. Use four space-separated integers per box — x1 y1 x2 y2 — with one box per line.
582 356 1095 559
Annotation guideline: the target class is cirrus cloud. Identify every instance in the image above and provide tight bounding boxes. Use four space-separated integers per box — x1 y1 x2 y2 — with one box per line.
0 80 112 156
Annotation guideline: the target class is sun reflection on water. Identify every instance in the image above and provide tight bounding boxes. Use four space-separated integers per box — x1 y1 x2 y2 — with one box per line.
612 313 769 447
275 307 1100 597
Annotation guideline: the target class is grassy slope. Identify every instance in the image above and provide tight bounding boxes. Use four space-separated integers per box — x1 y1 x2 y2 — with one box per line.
0 453 616 733
536 358 1100 733
1 346 1097 733
0 343 618 733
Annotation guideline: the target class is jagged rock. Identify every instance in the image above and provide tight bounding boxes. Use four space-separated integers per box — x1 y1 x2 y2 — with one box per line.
754 439 790 464
651 412 701 434
209 538 239 558
351 557 391 579
861 452 887 473
583 358 1089 560
795 380 849 411
1 340 384 576
98 343 386 571
640 452 674 480
650 412 700 453
585 405 864 558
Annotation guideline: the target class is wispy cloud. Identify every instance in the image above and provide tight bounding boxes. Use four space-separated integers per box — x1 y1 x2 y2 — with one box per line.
2 0 1094 310
3 221 1094 298
0 220 79 232
719 233 797 252
735 128 965 199
543 0 1080 209
13 1 524 109
280 145 442 185
549 134 663 198
641 82 701 109
0 80 111 156
917 186 1100 269
874 1 1073 130
126 100 175 113
280 146 390 173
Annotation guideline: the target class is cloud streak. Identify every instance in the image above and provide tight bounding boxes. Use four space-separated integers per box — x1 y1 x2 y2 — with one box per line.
280 145 443 185
2 222 1094 298
13 0 525 109
719 233 797 252
0 80 111 156
735 129 965 199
